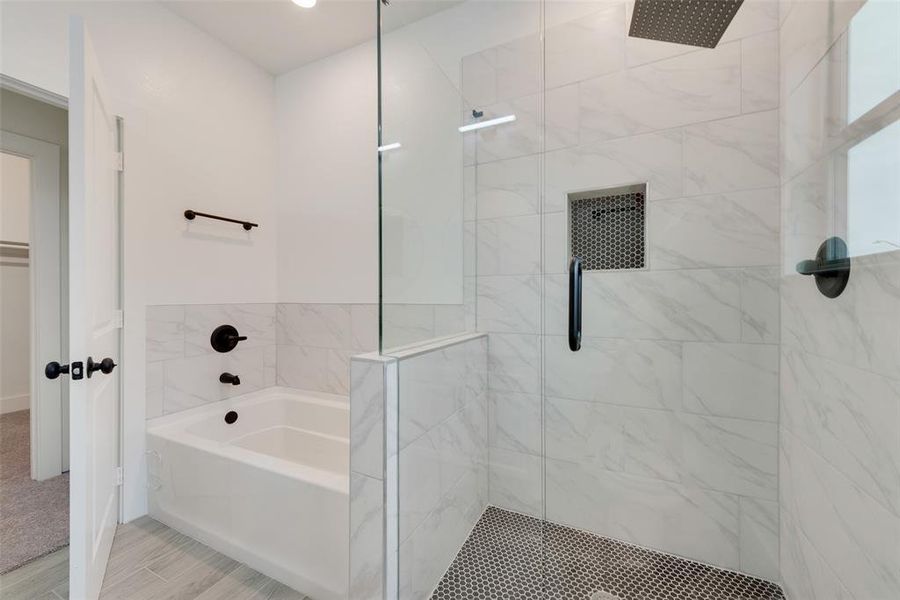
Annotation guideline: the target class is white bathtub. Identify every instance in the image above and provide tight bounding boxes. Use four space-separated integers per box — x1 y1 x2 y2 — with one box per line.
146 387 349 600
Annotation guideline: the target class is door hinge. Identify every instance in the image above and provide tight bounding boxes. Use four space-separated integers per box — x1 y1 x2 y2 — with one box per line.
115 151 124 172
113 309 124 329
115 467 124 486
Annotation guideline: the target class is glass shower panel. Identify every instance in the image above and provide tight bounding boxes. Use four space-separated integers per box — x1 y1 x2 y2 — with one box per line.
379 0 471 352
540 0 784 594
379 0 545 597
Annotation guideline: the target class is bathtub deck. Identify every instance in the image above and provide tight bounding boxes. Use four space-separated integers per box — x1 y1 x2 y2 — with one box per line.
0 516 308 600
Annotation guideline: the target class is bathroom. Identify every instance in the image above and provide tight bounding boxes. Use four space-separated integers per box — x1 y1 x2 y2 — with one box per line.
0 0 897 599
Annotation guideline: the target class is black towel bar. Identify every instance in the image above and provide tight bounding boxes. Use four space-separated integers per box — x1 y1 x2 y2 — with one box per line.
184 209 258 231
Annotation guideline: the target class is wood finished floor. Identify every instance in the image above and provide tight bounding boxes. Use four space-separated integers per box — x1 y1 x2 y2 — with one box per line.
0 516 307 600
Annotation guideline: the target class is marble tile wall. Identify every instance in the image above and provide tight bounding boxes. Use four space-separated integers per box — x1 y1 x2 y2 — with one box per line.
145 304 278 418
145 302 378 417
464 0 783 581
778 1 900 599
395 335 489 600
348 334 488 600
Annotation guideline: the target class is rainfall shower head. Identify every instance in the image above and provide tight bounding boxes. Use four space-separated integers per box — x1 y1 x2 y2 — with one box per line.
628 0 744 48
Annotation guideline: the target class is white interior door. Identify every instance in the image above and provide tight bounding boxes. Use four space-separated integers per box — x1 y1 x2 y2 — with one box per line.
68 16 122 600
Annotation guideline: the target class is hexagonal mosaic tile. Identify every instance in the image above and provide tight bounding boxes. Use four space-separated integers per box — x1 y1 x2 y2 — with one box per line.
431 507 784 600
569 187 645 271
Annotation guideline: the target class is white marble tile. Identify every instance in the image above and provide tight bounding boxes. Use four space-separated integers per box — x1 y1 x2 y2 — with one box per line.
145 360 164 419
351 304 379 352
487 332 542 394
475 154 541 219
781 34 847 178
464 221 476 277
683 110 779 195
327 349 351 395
545 269 743 341
720 0 780 42
683 342 779 422
682 413 778 500
473 94 542 163
780 0 864 96
781 429 900 599
545 83 580 151
275 303 350 350
476 274 541 334
545 337 682 410
398 469 486 600
399 431 443 541
781 257 900 380
648 188 780 269
435 404 487 499
740 496 780 581
164 347 266 414
263 344 276 387
579 41 741 143
781 345 900 516
543 211 568 275
464 277 477 332
184 303 276 357
781 155 831 269
349 473 384 600
433 304 467 339
351 359 385 480
398 342 469 447
382 304 435 350
276 344 331 393
620 406 684 483
464 165 476 221
544 2 625 89
146 305 184 362
545 396 624 471
780 507 853 600
741 31 779 113
461 49 497 108
544 130 683 211
492 33 543 103
490 390 542 455
477 215 541 276
545 458 741 570
740 266 780 343
488 447 543 518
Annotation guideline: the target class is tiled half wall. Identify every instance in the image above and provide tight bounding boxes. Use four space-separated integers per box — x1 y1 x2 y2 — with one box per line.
349 333 489 600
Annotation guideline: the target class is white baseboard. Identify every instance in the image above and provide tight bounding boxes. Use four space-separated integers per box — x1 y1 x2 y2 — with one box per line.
0 394 30 414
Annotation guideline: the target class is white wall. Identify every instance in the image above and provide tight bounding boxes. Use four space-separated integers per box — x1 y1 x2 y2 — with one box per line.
0 152 31 412
275 42 378 304
0 152 30 240
1 0 278 520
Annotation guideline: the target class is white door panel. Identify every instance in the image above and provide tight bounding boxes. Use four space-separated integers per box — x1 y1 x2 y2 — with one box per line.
68 16 121 600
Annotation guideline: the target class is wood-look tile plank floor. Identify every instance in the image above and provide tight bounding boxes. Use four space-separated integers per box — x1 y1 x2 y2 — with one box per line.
0 517 308 600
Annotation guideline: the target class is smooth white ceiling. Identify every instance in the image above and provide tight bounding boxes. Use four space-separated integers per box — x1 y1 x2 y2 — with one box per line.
163 0 461 75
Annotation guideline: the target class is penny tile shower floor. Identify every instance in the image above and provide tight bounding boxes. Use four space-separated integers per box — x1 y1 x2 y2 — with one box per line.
431 507 784 600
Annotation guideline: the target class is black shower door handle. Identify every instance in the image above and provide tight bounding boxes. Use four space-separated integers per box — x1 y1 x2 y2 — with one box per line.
568 256 582 352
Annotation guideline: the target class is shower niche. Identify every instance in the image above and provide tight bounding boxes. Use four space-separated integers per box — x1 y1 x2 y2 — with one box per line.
568 183 647 271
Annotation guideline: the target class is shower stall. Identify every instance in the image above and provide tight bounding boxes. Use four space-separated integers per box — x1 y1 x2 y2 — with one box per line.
353 0 900 598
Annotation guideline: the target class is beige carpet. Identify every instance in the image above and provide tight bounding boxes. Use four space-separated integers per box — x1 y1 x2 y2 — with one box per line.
0 409 69 574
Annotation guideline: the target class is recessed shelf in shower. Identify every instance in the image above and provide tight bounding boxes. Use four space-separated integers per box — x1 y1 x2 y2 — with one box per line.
568 183 647 271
